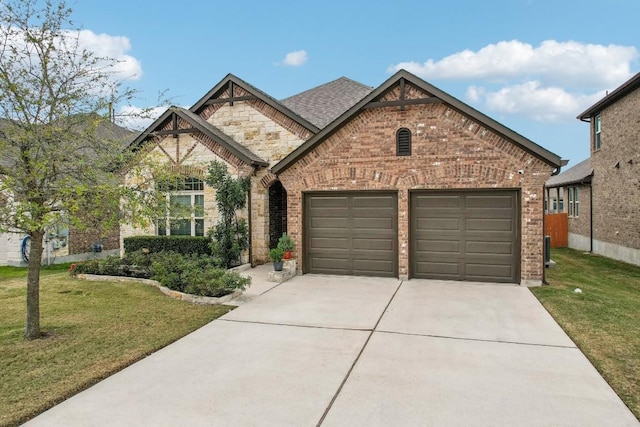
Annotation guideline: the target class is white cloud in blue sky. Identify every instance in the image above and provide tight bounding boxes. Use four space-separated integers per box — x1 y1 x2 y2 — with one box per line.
76 30 143 81
391 40 638 123
390 40 637 87
279 50 308 67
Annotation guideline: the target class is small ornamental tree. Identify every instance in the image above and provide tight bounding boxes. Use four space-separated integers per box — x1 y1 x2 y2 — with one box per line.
0 0 171 339
205 161 250 268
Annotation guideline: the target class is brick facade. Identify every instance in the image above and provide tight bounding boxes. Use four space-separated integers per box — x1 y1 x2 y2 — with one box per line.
120 72 559 282
591 86 640 251
278 83 554 283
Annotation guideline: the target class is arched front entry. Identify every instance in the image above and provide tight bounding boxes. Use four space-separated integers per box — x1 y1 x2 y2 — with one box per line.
268 181 287 249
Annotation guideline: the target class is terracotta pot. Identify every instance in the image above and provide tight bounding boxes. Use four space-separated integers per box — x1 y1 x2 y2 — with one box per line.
283 251 292 260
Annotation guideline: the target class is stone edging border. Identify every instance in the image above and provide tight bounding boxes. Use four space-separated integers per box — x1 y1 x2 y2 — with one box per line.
76 265 249 305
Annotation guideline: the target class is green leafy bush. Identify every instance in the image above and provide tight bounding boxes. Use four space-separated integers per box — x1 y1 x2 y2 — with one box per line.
183 268 251 298
123 236 211 256
206 161 250 268
70 251 251 298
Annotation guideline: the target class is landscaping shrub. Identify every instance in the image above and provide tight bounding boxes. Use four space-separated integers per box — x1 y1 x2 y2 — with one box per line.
70 251 250 298
123 236 211 256
183 268 251 298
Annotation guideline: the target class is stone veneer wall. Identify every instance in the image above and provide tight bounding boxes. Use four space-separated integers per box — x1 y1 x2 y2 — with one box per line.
122 98 310 265
206 99 310 264
278 85 554 283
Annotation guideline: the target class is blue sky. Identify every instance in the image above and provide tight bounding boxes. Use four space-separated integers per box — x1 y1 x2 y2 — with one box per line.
70 0 639 167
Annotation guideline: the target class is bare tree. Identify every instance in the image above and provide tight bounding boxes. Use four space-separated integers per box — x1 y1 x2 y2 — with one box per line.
0 0 164 339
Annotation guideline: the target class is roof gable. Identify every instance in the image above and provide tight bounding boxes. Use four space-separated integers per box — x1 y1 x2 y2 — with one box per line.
128 106 268 167
189 73 320 134
578 72 640 120
272 69 562 174
280 77 373 129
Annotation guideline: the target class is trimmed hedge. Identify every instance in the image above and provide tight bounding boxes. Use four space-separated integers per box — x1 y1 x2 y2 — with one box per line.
123 236 212 256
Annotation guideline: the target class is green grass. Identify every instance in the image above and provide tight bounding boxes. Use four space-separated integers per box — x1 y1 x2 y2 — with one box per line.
0 269 234 427
532 248 640 420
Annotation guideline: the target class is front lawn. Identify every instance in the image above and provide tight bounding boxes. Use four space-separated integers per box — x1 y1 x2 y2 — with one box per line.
0 269 233 427
532 248 640 420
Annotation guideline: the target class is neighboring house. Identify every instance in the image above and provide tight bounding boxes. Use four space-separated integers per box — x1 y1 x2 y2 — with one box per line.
551 72 640 265
0 119 134 266
545 158 593 250
123 70 562 285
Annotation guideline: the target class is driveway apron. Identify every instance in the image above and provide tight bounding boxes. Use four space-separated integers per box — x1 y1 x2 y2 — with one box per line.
24 276 639 426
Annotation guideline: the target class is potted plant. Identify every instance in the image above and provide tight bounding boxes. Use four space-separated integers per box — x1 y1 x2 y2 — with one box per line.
269 247 285 271
277 233 295 260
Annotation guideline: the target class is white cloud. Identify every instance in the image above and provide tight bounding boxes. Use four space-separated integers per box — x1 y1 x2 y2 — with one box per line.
389 40 637 88
75 30 143 81
116 105 167 130
390 39 638 122
469 81 606 122
279 50 308 67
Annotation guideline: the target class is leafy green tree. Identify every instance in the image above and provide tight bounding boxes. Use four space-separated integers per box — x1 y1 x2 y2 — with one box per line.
205 161 250 269
0 0 166 339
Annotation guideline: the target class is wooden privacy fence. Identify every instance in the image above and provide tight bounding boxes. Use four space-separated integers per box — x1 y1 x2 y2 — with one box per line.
544 213 568 248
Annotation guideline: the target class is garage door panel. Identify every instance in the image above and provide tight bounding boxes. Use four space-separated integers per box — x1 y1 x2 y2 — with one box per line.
466 264 514 281
411 191 519 283
352 218 396 231
416 261 461 277
308 208 350 218
414 195 462 209
466 195 514 209
466 241 514 255
353 260 395 274
353 195 396 208
353 238 394 251
416 217 460 231
466 218 514 232
416 240 460 253
306 192 398 277
310 217 349 229
310 197 349 208
310 237 348 250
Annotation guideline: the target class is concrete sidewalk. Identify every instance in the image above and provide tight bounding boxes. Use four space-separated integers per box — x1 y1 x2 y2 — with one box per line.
24 271 639 426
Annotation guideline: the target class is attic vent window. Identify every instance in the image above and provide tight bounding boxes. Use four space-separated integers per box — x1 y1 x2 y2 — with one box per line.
396 128 412 156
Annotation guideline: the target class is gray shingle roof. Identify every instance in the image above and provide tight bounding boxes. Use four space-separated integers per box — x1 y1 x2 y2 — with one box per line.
281 77 373 129
546 157 593 187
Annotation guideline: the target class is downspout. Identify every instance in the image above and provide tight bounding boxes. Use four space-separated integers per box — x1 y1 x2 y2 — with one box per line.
590 183 593 253
248 184 254 267
542 184 549 285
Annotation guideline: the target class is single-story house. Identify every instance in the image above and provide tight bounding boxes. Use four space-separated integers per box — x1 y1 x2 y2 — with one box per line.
123 70 562 285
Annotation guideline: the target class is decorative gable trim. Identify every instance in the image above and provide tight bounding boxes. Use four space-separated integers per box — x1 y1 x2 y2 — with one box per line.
127 107 268 169
272 70 562 175
190 74 320 138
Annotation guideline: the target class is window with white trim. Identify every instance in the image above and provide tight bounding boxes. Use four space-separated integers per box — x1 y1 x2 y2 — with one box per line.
595 114 602 151
568 187 579 217
158 177 205 236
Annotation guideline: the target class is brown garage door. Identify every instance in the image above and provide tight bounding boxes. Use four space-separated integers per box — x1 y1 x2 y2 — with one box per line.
305 192 398 277
411 190 519 283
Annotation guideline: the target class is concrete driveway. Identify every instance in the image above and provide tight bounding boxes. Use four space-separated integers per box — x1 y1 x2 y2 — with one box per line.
25 273 638 426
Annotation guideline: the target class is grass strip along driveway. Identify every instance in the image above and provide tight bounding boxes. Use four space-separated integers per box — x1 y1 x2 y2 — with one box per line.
0 266 232 427
532 248 640 421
